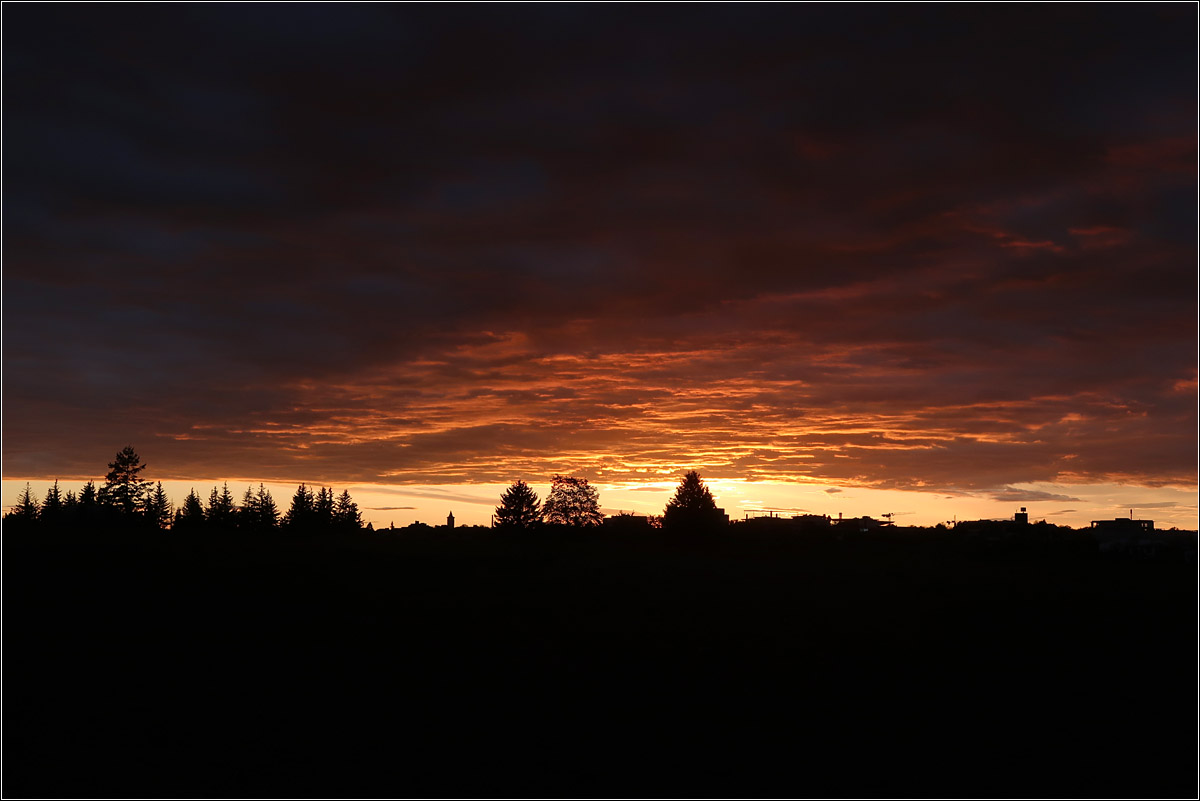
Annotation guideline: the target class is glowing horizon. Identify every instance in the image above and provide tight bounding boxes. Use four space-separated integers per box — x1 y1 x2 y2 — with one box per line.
4 474 1196 532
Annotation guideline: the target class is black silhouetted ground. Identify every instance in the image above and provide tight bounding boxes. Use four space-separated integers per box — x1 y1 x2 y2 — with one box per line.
4 526 1196 797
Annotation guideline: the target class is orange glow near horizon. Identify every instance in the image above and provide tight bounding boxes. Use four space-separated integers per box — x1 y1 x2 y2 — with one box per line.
3 476 1197 532
4 319 1193 530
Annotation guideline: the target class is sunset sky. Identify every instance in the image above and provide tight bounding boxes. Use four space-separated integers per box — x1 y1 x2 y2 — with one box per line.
4 5 1196 529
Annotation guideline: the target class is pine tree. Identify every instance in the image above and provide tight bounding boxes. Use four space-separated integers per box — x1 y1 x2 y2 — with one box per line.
238 485 260 530
256 484 279 531
284 483 315 531
663 471 722 530
314 487 335 529
334 489 363 531
206 482 237 529
10 483 39 522
63 489 79 518
40 480 65 527
102 446 150 518
146 481 173 530
494 481 542 530
77 481 100 525
176 488 207 531
542 475 603 527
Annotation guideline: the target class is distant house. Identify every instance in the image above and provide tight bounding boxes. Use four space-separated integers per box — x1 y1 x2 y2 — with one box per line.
739 511 829 531
955 507 1045 540
603 513 652 530
1091 517 1154 535
831 515 890 533
1091 517 1157 554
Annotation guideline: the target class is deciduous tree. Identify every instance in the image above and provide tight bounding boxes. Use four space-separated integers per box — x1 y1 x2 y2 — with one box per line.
542 475 603 527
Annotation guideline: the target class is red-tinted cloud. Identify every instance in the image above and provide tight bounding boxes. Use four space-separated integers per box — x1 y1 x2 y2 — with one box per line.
3 5 1195 499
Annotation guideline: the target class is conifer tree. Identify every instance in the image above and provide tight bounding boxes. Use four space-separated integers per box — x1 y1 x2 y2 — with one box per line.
102 446 150 518
63 489 79 518
206 482 237 528
334 489 363 531
663 471 722 529
256 484 279 530
494 481 542 530
284 483 315 530
238 485 260 529
40 480 65 526
77 481 100 525
10 483 39 522
146 481 173 529
314 487 335 529
176 488 207 530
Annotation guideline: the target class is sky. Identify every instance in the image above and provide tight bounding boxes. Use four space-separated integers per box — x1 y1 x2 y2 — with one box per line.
3 5 1197 529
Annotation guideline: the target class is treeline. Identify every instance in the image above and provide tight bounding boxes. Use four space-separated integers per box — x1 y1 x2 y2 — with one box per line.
5 447 726 535
493 470 724 530
4 446 366 534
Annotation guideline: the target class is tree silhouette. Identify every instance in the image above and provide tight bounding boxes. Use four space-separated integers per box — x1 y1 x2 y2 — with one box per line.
256 484 280 530
146 481 172 529
495 481 542 530
77 480 100 525
103 446 150 517
63 489 79 519
11 483 39 522
663 471 721 529
542 475 603 527
284 483 315 530
176 488 206 531
314 486 335 529
238 485 260 530
334 489 362 531
40 480 64 526
207 482 237 529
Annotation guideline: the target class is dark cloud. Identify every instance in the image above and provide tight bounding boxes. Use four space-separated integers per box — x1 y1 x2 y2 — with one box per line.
3 6 1195 499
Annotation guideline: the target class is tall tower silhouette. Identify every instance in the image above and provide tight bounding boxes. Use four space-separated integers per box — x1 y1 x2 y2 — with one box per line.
447 511 455 528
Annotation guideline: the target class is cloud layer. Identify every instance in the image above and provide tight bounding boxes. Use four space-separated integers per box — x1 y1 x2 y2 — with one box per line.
3 6 1195 497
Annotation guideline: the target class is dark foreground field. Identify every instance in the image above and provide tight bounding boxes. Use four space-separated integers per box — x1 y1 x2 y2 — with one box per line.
4 526 1196 798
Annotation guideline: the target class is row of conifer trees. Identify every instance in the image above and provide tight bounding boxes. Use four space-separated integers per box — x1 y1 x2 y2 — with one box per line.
5 446 365 533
